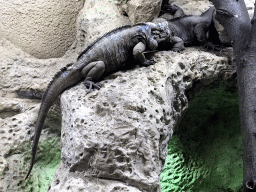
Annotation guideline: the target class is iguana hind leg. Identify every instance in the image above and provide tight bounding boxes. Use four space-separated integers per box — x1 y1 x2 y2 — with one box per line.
194 23 223 50
81 61 105 93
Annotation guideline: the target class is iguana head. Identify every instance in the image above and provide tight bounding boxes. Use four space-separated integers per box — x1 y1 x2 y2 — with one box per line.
155 21 172 41
145 22 171 50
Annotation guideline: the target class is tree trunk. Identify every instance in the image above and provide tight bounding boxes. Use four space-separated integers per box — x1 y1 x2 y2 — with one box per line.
209 0 256 191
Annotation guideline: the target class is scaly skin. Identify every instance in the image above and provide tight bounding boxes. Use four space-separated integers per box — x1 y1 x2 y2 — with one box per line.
25 22 170 179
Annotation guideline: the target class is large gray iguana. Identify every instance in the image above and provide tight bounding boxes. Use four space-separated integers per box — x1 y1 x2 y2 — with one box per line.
25 22 171 179
156 6 220 52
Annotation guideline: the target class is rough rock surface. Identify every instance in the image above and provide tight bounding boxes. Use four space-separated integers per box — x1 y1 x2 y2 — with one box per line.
244 0 255 19
118 0 162 24
48 49 235 192
0 38 70 191
0 0 84 59
0 0 243 191
66 0 131 58
169 0 212 15
0 33 235 191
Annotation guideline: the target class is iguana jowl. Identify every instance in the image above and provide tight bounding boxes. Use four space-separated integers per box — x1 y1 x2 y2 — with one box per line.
158 6 217 52
25 22 170 179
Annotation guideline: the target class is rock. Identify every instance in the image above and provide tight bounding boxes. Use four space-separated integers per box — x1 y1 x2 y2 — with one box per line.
0 0 238 191
0 38 235 191
0 0 84 59
67 0 131 58
169 0 213 15
245 0 255 19
48 49 235 192
0 37 67 191
118 0 162 24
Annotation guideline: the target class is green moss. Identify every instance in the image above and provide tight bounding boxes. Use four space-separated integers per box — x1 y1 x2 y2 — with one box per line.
161 79 243 191
21 103 62 192
24 137 61 192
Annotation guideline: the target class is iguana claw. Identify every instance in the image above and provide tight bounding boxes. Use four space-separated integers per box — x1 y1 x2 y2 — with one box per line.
83 80 102 93
142 59 155 66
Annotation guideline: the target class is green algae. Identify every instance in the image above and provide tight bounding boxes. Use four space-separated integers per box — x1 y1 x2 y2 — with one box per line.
22 104 62 192
23 137 61 192
161 79 243 191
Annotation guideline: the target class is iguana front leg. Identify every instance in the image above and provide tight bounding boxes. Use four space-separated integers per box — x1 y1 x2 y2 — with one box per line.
169 36 185 52
194 23 222 50
81 61 105 92
194 23 209 43
133 42 154 66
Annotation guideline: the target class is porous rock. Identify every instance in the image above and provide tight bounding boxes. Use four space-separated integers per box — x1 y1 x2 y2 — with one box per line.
48 49 235 192
66 0 131 58
0 0 238 191
0 37 71 191
0 37 235 191
118 0 162 24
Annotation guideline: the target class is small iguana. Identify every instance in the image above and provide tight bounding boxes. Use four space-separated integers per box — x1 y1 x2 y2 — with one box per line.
156 6 220 52
24 22 171 179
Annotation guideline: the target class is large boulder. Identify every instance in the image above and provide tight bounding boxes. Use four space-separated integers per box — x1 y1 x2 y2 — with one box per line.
0 0 84 59
67 0 131 59
0 35 235 191
48 49 235 192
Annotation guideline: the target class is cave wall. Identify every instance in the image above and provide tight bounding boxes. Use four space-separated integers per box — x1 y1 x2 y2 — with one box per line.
161 79 243 191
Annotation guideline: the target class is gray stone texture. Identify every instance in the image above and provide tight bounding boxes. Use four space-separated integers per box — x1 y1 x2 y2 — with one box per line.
2 0 254 191
48 49 234 192
118 0 162 24
0 0 85 59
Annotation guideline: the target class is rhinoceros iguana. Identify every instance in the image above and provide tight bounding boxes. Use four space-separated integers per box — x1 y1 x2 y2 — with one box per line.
24 22 170 179
157 6 222 52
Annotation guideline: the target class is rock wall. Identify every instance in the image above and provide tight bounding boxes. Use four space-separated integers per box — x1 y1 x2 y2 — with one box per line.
0 0 250 191
0 0 84 59
0 37 68 192
118 0 162 24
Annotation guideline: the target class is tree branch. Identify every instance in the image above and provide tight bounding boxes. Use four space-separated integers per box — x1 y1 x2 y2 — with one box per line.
251 2 256 47
210 0 256 191
210 0 251 55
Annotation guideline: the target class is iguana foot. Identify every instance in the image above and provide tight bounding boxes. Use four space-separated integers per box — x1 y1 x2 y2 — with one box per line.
83 80 102 93
203 42 223 51
171 46 185 52
141 59 155 66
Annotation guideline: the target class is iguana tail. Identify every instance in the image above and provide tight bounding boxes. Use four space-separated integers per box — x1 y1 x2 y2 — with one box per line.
25 65 83 179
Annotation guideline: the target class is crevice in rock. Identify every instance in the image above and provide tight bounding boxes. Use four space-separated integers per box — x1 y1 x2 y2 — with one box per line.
16 89 44 100
185 72 237 102
0 110 21 119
